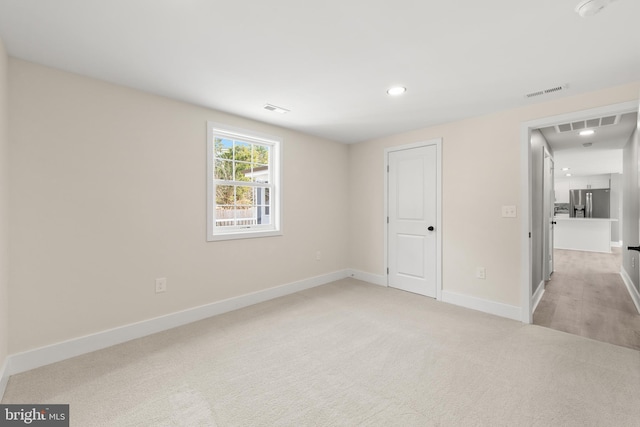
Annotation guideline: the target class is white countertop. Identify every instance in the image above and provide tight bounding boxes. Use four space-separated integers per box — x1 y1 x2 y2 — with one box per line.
554 216 618 222
554 215 614 253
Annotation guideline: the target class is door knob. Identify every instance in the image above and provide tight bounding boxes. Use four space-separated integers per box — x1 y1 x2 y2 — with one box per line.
428 226 435 231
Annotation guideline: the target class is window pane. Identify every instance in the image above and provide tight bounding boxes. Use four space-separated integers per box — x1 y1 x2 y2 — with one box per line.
253 144 270 166
235 186 254 205
215 206 235 227
255 206 271 225
255 187 271 224
251 165 269 183
235 161 252 182
214 159 233 180
234 207 256 226
234 141 252 161
216 185 235 206
215 138 233 158
253 187 269 205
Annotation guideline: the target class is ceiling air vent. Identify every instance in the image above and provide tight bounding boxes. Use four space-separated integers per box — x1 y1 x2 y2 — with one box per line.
525 84 568 98
554 114 620 133
586 118 600 128
600 115 616 126
571 121 586 130
263 103 290 114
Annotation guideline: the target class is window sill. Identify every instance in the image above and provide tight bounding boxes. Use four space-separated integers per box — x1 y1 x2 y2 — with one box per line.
207 229 283 242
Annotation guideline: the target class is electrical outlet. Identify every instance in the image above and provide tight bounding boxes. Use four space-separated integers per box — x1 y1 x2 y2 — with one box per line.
155 278 167 293
501 206 517 218
476 267 486 280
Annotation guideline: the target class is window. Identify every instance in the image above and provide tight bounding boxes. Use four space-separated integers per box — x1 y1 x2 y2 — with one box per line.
207 122 282 241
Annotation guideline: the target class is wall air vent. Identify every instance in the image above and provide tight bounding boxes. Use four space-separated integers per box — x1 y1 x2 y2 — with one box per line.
554 114 620 133
525 84 568 98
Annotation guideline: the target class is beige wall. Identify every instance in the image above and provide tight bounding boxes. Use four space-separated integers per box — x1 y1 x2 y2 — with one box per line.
348 82 640 307
8 59 349 353
0 38 9 370
6 55 640 355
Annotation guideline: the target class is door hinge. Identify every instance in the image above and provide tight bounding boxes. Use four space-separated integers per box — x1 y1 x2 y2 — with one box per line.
387 267 389 275
529 232 532 238
387 165 389 173
387 216 389 224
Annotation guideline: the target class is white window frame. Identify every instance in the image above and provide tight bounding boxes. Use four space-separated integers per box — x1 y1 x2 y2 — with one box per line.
207 121 282 241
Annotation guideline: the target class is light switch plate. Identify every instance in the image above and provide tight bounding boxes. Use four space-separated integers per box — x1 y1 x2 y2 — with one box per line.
502 205 517 218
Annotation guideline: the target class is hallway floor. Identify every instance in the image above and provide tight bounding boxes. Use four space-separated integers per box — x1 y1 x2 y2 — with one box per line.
534 248 640 351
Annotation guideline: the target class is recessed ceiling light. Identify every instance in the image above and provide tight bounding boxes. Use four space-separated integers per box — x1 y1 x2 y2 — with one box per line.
263 103 290 114
579 129 595 136
387 86 406 96
562 167 570 171
575 0 614 18
566 173 572 177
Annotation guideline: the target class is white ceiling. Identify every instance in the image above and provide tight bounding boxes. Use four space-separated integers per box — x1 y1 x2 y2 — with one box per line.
541 112 637 178
0 0 638 144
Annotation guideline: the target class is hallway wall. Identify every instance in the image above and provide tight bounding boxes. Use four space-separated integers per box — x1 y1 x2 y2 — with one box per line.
530 130 553 295
622 126 640 292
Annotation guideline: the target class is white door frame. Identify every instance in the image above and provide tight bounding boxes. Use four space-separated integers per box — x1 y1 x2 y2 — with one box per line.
542 148 554 281
384 138 443 301
520 100 638 323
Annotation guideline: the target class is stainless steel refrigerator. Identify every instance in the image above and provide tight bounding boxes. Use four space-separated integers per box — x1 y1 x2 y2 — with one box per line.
569 189 610 218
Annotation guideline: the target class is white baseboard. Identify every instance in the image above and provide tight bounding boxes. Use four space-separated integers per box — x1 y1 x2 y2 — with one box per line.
346 269 387 287
3 269 527 386
531 280 545 313
350 273 523 321
7 270 350 377
442 290 521 321
620 267 640 314
0 357 9 400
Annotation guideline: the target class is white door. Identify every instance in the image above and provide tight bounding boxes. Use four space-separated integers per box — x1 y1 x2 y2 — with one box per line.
388 144 438 297
543 150 555 279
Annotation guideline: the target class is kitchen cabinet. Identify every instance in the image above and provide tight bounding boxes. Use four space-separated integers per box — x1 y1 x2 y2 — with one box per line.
569 174 610 190
569 176 588 189
588 175 610 189
554 217 617 253
554 179 571 203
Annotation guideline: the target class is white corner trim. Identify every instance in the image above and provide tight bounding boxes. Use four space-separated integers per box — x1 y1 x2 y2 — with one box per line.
620 267 640 314
611 241 622 248
347 269 387 287
0 357 9 401
7 270 350 376
531 280 545 313
442 290 522 321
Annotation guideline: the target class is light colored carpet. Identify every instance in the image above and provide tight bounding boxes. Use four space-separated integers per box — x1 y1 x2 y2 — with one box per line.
3 278 640 426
